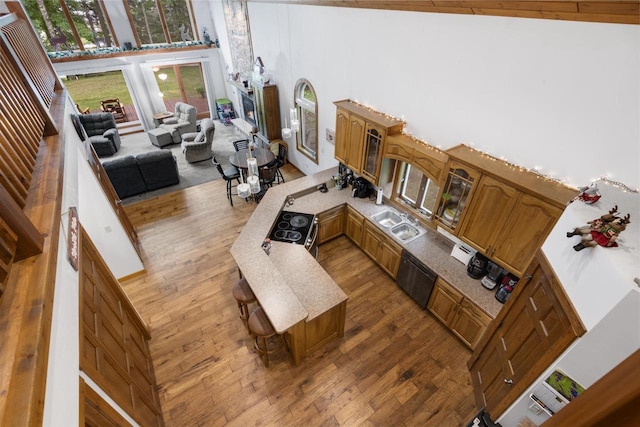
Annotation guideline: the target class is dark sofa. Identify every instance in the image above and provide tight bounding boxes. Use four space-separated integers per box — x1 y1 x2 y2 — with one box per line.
78 112 122 157
103 150 179 199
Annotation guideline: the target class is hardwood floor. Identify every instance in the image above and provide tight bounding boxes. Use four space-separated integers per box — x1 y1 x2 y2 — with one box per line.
122 164 478 426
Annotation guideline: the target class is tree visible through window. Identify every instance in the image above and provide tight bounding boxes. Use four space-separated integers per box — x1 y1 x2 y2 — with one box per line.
294 79 318 163
23 0 115 51
126 0 194 46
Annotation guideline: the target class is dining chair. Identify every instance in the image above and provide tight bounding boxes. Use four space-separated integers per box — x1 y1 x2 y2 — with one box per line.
271 141 287 184
213 157 241 206
232 139 250 152
259 162 279 190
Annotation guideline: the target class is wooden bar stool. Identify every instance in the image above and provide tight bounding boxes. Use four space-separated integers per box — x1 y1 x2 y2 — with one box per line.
232 277 256 332
248 306 284 367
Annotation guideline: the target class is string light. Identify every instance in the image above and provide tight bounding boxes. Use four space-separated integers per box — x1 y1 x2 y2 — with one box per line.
346 101 638 194
592 177 639 193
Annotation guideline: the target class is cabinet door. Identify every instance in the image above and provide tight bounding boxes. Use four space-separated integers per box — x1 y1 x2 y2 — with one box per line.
377 237 402 278
434 162 481 234
468 252 585 418
334 108 350 165
346 115 365 172
491 194 562 276
459 175 518 254
317 205 345 245
361 220 381 261
345 205 364 247
450 299 492 349
427 278 462 326
361 123 386 183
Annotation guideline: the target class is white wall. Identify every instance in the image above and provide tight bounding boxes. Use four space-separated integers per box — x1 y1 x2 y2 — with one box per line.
246 3 639 191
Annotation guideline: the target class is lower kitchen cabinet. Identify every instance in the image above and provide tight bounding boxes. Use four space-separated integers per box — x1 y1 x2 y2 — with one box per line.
345 205 364 247
317 205 345 245
427 277 492 349
362 219 402 278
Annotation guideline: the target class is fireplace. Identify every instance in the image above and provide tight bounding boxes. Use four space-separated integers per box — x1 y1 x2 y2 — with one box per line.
241 92 257 127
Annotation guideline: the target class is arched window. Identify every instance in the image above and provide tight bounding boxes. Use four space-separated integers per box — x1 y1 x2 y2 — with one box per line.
293 79 318 163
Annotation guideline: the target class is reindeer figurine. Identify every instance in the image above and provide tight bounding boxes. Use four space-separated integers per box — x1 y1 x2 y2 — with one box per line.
567 205 631 251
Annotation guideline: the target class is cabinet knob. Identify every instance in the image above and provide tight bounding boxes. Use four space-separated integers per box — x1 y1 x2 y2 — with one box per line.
503 378 513 385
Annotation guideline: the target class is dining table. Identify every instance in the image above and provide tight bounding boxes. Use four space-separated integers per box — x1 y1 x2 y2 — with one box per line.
229 147 275 170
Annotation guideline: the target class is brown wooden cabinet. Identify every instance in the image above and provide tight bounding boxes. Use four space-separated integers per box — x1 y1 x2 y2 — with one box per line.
384 133 449 183
345 205 365 247
427 277 492 349
334 100 404 186
436 145 576 277
468 251 586 419
335 107 365 173
433 161 481 234
317 205 345 245
252 83 281 142
459 175 563 276
362 219 402 278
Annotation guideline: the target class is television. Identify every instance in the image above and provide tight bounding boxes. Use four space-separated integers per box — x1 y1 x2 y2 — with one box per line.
240 92 256 127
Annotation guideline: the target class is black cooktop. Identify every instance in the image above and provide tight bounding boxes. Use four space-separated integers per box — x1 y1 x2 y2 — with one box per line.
268 211 315 245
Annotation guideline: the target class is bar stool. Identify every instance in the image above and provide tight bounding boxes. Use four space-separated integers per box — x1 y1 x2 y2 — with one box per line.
248 306 284 367
232 277 256 332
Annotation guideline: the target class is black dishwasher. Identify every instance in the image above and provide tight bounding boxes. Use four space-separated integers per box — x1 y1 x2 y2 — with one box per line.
396 250 437 308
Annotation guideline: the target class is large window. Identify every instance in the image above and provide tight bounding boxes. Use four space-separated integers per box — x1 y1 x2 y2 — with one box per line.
126 0 194 46
23 0 195 53
154 63 209 119
394 162 440 219
293 79 318 163
23 0 116 51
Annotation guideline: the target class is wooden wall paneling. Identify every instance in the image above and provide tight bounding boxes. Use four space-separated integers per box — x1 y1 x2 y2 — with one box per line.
248 1 639 24
80 377 134 426
79 226 163 426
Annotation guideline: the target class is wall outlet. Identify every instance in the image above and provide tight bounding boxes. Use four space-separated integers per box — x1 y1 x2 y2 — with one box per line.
326 128 335 144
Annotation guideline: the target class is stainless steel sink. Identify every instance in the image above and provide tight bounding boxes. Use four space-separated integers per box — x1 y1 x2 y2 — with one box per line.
371 209 403 228
390 222 426 243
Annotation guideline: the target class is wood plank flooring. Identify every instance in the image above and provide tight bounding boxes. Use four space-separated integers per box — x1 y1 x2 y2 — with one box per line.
122 164 478 426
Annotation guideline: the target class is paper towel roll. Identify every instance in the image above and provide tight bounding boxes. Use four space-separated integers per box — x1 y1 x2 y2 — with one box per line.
376 188 383 205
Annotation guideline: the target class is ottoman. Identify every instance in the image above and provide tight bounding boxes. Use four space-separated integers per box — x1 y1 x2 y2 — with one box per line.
148 128 173 148
136 150 180 191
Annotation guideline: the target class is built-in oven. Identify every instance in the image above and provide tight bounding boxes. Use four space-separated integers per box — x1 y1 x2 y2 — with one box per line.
268 211 318 258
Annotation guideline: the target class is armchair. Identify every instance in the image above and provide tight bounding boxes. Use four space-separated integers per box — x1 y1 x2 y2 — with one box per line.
181 118 215 163
160 102 197 143
78 112 121 157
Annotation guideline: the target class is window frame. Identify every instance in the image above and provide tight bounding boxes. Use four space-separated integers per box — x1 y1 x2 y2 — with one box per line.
293 79 318 164
394 162 440 220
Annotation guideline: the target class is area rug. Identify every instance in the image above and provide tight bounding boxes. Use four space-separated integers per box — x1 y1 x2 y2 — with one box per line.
105 121 245 204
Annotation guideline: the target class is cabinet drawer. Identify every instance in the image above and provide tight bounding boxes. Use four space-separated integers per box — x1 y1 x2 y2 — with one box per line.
461 298 492 324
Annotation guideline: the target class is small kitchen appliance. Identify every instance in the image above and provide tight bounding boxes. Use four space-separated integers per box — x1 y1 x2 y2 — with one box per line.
481 261 504 290
268 211 318 256
352 177 371 198
467 252 489 279
495 273 518 304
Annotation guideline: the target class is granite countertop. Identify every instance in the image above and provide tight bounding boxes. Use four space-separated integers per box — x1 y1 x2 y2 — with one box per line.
288 169 504 318
231 167 504 333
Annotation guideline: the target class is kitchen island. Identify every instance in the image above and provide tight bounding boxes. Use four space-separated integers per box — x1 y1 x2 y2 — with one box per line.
231 167 504 365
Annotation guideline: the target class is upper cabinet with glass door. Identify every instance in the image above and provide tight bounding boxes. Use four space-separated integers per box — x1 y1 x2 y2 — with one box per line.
333 100 404 186
433 162 481 233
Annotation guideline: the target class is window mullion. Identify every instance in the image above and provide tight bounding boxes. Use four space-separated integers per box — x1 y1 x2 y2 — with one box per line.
57 0 85 50
155 0 171 43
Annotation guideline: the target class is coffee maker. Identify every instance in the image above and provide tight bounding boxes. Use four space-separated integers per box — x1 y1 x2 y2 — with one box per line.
481 261 504 290
495 274 518 304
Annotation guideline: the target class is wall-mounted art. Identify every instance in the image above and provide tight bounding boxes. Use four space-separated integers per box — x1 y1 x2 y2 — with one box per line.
223 0 254 78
